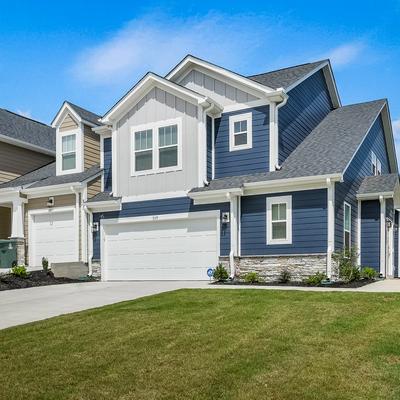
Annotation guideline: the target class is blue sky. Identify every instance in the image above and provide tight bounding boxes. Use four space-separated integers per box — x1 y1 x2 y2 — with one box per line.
1 0 400 157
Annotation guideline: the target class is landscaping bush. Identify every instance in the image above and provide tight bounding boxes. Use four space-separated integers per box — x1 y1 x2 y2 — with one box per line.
42 257 49 273
361 267 377 280
244 271 262 283
11 265 28 279
278 269 291 283
333 247 361 283
305 272 327 286
213 264 229 282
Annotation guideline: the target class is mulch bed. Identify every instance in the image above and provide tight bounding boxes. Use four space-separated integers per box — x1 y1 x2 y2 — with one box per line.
212 279 377 288
0 270 93 291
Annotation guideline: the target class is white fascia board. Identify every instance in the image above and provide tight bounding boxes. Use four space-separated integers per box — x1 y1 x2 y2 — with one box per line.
166 55 276 94
51 102 81 128
101 73 214 124
0 134 55 156
0 190 26 203
93 125 112 136
22 182 84 198
85 200 122 212
357 192 394 200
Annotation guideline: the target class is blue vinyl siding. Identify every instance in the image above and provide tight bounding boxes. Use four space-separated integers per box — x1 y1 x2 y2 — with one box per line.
206 115 212 181
361 200 380 271
103 137 112 192
214 106 269 178
335 115 390 251
92 197 230 260
395 211 399 277
278 70 333 164
241 189 327 255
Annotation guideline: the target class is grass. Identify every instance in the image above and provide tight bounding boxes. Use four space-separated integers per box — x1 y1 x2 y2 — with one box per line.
1 289 400 399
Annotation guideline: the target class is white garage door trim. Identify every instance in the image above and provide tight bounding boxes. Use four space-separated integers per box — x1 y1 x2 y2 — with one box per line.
100 210 220 281
28 206 79 266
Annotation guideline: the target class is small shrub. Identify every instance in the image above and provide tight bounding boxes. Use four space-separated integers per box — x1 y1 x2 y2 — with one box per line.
11 265 28 279
333 247 361 283
213 264 229 282
305 272 327 286
278 269 291 283
42 257 49 272
361 267 377 280
244 271 262 284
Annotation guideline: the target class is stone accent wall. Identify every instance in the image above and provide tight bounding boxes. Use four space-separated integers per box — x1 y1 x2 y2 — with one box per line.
11 238 25 266
219 254 327 282
91 260 101 280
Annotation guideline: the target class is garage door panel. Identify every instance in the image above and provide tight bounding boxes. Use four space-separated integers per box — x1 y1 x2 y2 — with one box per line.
104 214 219 281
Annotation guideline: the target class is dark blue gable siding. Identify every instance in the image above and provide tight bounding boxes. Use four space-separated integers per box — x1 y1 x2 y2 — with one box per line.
241 189 327 255
214 106 269 178
206 115 212 181
335 116 390 251
103 137 112 193
278 70 333 164
92 197 230 260
361 200 380 271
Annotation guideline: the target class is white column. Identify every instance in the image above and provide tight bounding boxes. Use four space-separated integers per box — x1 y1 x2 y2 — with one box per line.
357 200 361 266
229 194 239 278
10 198 24 238
326 179 335 278
111 123 118 196
380 196 386 276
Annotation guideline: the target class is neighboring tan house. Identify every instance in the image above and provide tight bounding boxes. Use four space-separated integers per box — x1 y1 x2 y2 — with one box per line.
0 102 102 268
0 109 55 241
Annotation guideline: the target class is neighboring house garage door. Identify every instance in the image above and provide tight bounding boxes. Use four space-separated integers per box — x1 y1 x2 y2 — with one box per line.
29 209 77 267
102 211 219 280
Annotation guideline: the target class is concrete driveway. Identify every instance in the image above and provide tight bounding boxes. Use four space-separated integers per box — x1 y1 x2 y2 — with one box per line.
0 281 208 330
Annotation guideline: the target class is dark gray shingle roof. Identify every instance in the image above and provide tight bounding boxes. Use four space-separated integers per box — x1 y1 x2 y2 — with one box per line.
191 99 387 193
0 109 55 152
0 163 101 190
358 174 399 195
248 60 328 90
86 192 121 203
66 102 101 126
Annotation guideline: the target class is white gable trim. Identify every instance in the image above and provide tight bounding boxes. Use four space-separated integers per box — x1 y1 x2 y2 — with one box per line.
101 73 222 124
52 102 97 128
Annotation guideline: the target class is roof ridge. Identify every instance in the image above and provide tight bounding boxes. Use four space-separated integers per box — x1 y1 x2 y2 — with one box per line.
65 101 101 118
0 108 52 128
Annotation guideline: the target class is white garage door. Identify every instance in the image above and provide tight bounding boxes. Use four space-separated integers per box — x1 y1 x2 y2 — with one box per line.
103 212 219 281
30 210 77 267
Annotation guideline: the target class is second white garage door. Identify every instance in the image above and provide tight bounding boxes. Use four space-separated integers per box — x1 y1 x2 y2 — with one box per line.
102 212 219 281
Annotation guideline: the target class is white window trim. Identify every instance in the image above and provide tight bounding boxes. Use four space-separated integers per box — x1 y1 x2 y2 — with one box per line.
229 112 252 152
266 195 292 245
344 201 351 249
130 118 182 177
56 128 83 176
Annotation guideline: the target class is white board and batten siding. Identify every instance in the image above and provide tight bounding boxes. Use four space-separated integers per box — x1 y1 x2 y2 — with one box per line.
101 211 220 281
116 87 200 197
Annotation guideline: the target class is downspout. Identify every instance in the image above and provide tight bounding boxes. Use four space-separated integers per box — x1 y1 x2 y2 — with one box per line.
202 101 215 186
83 205 93 276
70 186 81 264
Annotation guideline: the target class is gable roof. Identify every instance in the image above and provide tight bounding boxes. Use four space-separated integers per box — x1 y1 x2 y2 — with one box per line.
247 60 328 90
0 108 55 155
51 101 101 128
190 99 390 193
358 174 399 196
66 102 101 126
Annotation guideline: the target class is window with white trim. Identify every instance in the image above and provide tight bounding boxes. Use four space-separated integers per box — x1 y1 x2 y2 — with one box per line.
131 118 181 176
267 196 292 245
344 202 351 251
229 112 252 151
371 152 382 176
61 134 76 171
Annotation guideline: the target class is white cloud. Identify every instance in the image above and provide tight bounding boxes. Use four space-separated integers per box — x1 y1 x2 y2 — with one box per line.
323 42 365 67
16 109 32 119
70 13 274 86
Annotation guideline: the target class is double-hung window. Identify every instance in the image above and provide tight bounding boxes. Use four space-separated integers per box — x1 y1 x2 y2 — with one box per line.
229 112 252 151
61 134 76 171
267 196 292 245
158 124 178 168
344 202 351 251
371 152 382 176
134 129 153 172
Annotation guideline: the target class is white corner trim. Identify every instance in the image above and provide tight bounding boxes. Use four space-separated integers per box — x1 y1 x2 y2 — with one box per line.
326 179 335 278
229 112 252 152
357 200 361 265
266 195 292 245
111 123 118 196
269 102 278 171
380 196 386 276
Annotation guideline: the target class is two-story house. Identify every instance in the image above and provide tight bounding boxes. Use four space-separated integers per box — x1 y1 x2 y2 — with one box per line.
0 102 102 268
82 55 399 281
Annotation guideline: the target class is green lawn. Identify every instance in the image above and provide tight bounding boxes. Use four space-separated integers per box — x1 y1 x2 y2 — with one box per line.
2 290 400 400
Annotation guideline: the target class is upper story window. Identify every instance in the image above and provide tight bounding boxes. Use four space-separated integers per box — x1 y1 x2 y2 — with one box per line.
61 134 76 171
229 112 252 151
267 196 292 245
344 202 351 251
371 152 382 176
131 118 181 176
